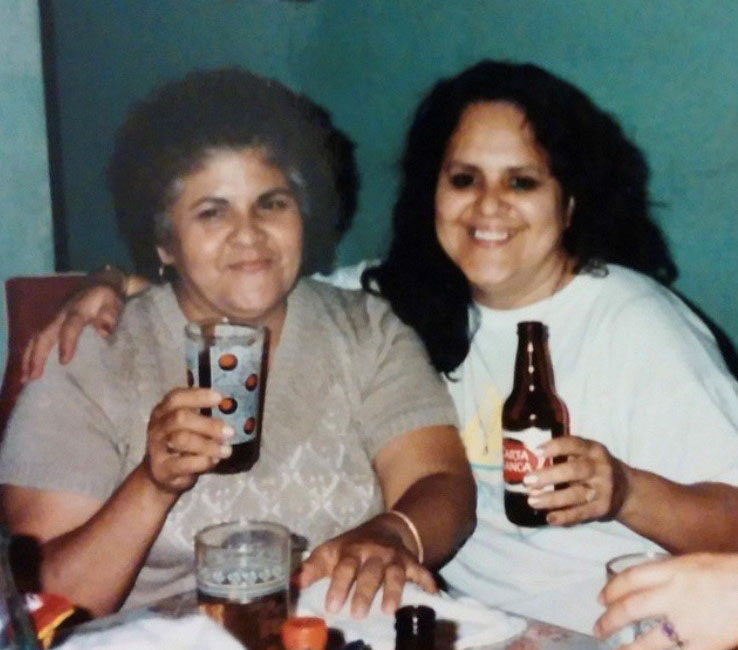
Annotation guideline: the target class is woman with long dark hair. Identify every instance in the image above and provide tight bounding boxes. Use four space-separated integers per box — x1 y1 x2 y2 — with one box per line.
20 60 738 638
363 60 738 635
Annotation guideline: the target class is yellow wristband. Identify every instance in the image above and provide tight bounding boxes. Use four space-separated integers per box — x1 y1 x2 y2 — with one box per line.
387 509 424 564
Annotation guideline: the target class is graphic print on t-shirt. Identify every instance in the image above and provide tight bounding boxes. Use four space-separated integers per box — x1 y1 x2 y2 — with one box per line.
459 381 503 468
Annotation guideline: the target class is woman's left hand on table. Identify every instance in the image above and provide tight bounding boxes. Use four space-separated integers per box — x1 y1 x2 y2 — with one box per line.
524 435 630 525
295 514 436 619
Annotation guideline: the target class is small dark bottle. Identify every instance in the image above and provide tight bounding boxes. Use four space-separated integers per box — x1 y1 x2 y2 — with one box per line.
502 321 569 527
394 605 435 650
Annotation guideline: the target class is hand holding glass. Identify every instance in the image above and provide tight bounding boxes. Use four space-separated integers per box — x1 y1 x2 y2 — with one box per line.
185 321 267 473
604 552 669 644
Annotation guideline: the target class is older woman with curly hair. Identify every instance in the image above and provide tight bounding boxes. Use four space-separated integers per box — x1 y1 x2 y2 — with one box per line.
0 67 475 622
18 60 738 639
364 60 738 634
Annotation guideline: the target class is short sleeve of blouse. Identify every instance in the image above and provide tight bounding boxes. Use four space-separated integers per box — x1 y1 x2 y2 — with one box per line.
350 292 459 460
0 330 125 500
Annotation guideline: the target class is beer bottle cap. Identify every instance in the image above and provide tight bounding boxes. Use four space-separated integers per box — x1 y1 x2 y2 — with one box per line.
281 617 328 650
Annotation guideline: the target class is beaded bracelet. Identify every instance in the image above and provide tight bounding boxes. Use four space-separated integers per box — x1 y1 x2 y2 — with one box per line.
387 509 424 564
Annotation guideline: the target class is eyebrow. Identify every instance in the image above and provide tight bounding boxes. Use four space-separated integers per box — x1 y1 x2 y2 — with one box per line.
258 187 295 201
444 160 548 174
187 187 294 210
188 196 228 210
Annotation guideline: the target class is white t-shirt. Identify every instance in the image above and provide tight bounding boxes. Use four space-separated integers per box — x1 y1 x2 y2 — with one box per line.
317 262 738 633
439 265 738 633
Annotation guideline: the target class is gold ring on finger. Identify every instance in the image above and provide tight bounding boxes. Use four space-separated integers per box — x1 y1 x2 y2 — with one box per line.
584 487 597 503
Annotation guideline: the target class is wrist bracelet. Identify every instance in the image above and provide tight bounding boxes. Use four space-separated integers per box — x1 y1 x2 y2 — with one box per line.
93 264 130 298
387 509 424 564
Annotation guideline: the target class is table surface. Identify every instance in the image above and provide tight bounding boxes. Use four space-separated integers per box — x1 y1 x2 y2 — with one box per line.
64 591 609 650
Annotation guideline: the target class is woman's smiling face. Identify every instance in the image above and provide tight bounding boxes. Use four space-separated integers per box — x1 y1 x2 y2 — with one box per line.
158 147 303 335
434 101 574 309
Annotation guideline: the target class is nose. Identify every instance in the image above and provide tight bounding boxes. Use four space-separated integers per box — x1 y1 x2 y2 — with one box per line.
477 183 504 216
228 210 265 245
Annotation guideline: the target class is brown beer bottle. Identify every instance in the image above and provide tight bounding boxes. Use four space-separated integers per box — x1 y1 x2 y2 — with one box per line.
502 321 569 527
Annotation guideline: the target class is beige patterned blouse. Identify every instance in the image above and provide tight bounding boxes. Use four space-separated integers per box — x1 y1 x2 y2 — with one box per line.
0 279 457 608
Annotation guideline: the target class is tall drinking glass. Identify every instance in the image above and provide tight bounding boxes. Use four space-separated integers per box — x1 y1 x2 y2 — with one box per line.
185 320 268 474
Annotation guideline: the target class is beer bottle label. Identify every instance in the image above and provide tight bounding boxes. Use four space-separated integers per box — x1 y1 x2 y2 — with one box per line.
502 427 552 494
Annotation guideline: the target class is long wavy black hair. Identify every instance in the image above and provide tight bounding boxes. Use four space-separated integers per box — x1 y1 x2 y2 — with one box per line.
363 60 677 375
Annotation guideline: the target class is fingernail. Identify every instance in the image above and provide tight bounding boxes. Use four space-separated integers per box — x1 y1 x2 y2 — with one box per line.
527 496 541 507
326 598 340 614
222 425 235 438
523 474 538 485
219 444 232 458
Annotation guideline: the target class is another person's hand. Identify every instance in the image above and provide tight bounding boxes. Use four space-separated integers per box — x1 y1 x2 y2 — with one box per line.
144 387 235 493
594 552 738 650
524 435 629 525
22 285 123 382
296 513 437 619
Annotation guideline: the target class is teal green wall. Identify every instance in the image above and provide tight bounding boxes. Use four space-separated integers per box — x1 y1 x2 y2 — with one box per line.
0 0 54 372
49 1 738 348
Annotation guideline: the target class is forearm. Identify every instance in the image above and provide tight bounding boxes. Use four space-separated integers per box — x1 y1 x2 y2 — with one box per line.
617 466 738 553
38 465 177 616
385 471 476 566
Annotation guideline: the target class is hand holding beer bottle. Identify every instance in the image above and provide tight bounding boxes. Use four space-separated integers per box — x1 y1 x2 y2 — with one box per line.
503 321 630 527
502 321 570 526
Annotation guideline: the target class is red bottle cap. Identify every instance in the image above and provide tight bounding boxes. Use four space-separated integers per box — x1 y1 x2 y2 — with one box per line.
281 617 328 650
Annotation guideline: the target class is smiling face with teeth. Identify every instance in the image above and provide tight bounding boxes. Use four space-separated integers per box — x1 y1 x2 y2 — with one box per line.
435 101 575 309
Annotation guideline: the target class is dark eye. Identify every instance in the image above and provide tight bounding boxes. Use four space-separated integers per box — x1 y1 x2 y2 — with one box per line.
257 194 292 212
197 206 224 220
509 176 540 191
449 172 475 189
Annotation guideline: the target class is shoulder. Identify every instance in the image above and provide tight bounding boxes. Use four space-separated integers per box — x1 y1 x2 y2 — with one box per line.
578 265 711 336
290 279 440 385
310 259 378 290
116 283 182 336
29 284 180 403
580 265 732 377
292 278 405 341
582 264 673 304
